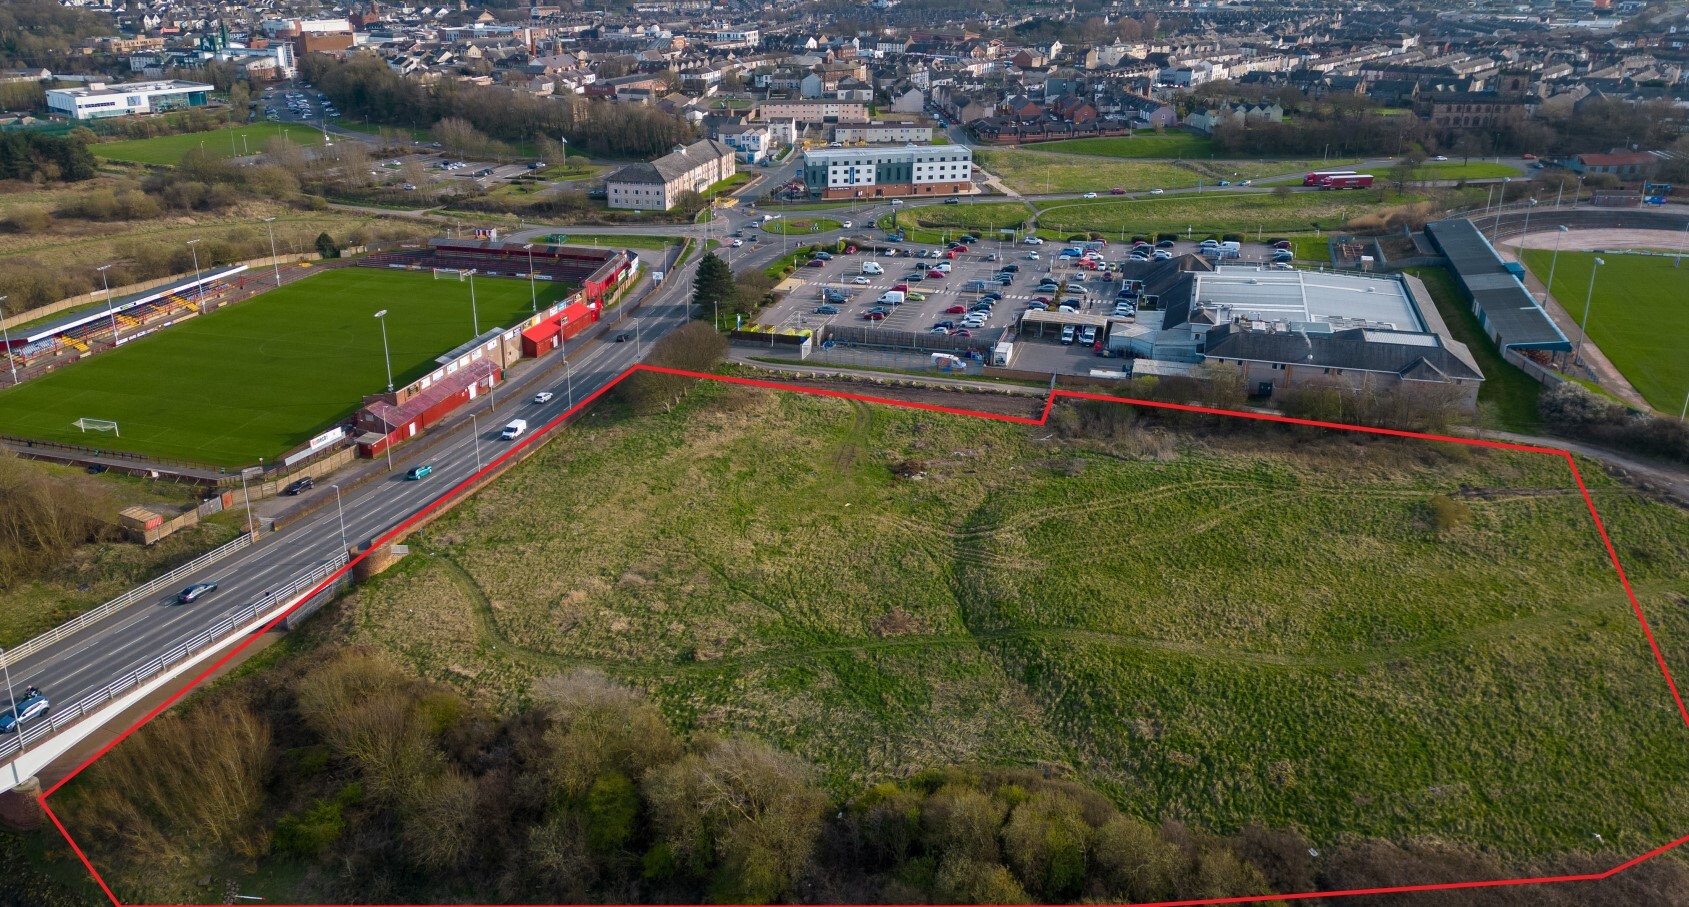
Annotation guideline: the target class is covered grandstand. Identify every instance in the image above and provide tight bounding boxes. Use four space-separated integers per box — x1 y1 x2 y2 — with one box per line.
356 239 640 307
0 266 248 375
1423 219 1571 353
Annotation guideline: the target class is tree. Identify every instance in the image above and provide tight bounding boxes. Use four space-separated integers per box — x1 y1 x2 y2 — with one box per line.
672 189 707 216
1453 132 1486 165
1001 790 1091 898
1092 816 1184 902
690 252 735 326
316 232 339 258
642 738 826 904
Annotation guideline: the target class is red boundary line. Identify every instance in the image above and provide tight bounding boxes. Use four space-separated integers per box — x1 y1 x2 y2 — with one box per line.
30 365 1689 907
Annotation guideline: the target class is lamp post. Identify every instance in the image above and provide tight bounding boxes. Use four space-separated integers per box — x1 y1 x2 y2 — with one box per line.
1 646 26 774
1493 178 1512 234
97 264 118 346
1572 257 1604 370
0 295 15 386
466 268 481 336
1519 196 1537 242
263 217 282 288
328 483 348 552
187 239 203 299
562 357 573 410
469 412 482 471
523 243 537 311
373 309 393 392
1542 224 1569 307
238 466 258 542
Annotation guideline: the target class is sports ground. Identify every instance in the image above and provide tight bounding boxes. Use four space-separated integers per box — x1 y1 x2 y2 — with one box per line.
1519 249 1689 412
92 123 330 165
0 268 572 466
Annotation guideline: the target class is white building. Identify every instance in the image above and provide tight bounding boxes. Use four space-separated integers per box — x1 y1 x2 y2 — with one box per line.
802 144 972 198
713 123 772 164
46 79 214 120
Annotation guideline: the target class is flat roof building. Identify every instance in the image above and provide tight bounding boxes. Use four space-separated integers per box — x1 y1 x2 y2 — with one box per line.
46 79 213 120
802 144 972 199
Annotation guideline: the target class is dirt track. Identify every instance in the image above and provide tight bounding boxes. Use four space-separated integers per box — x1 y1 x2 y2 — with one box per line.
1505 228 1689 254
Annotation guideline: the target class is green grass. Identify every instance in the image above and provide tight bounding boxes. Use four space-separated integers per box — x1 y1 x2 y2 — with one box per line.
1519 250 1689 412
1414 161 1523 180
338 382 1689 857
538 232 674 250
701 173 753 198
763 217 842 235
1403 266 1543 432
1291 236 1332 262
882 202 1031 243
1032 190 1421 237
974 150 1200 195
93 123 329 164
1019 133 1217 159
0 269 572 465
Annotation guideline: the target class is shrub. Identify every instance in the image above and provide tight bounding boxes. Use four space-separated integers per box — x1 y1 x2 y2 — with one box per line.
1540 382 1689 463
273 799 347 858
1427 494 1472 532
1222 232 1243 243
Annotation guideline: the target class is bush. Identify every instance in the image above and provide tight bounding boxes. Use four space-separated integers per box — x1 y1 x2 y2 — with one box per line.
1540 382 1689 463
1222 232 1243 243
1155 231 1178 243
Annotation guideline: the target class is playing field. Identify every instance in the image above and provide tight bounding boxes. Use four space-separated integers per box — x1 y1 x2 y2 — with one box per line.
1520 250 1689 412
0 268 572 466
93 123 330 165
1015 133 1217 159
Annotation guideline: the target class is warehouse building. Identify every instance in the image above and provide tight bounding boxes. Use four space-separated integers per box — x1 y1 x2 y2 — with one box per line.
46 79 213 120
801 144 973 198
1102 259 1485 408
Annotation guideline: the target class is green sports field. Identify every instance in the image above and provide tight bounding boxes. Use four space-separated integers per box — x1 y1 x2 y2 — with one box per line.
93 123 330 165
1520 250 1689 412
0 268 572 466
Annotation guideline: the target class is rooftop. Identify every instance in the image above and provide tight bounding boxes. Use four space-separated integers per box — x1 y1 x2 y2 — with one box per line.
47 79 213 98
1191 268 1424 333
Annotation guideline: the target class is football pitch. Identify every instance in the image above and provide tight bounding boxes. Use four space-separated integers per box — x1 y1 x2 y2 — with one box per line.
1520 250 1689 412
0 268 573 467
92 123 331 165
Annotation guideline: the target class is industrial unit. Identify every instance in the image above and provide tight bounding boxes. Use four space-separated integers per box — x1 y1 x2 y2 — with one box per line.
46 80 214 120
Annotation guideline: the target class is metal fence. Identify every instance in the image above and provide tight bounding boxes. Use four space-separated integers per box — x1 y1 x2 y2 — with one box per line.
4 534 253 662
821 325 994 353
0 554 349 763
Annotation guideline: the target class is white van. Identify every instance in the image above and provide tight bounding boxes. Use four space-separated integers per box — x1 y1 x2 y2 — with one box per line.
877 290 906 305
1219 240 1242 254
861 261 884 275
501 419 528 440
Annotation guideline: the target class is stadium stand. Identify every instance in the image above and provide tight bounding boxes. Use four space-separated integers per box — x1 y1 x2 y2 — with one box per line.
357 239 640 307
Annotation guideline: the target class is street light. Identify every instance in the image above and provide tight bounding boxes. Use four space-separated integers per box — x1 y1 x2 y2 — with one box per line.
328 483 348 552
237 466 259 542
263 217 282 288
373 309 393 392
186 239 203 301
97 264 118 346
523 243 537 312
469 412 483 471
1493 178 1512 233
562 357 574 410
466 268 481 336
1 646 26 773
1542 224 1570 307
1572 257 1604 370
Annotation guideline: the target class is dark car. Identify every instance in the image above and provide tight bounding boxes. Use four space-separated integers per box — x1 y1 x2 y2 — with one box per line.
1156 239 1177 249
613 331 634 342
981 293 1003 301
863 311 886 321
177 581 219 604
999 264 1021 273
812 251 833 260
813 305 840 314
944 198 960 204
284 476 315 496
85 464 108 475
405 465 434 480
959 234 979 243
933 320 956 330
804 259 825 268
0 694 50 734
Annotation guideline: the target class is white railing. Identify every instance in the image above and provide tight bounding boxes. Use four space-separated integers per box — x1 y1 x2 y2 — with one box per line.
0 554 349 762
5 534 254 662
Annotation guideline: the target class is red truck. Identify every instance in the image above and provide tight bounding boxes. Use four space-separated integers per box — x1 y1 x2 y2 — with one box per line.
1319 174 1375 190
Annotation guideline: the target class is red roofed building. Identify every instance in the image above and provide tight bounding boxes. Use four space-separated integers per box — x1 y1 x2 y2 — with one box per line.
1570 151 1663 181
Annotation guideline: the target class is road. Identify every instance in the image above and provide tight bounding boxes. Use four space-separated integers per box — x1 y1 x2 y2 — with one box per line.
0 245 708 764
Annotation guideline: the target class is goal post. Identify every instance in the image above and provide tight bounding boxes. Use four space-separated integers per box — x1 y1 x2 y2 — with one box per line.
432 267 467 281
74 418 120 437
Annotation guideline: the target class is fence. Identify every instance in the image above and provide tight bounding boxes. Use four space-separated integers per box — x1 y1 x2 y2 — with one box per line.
0 553 349 763
3 534 253 662
1502 347 1569 388
0 433 225 476
821 324 994 353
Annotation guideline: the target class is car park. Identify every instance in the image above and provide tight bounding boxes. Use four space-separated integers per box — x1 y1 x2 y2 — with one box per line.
284 476 315 496
177 581 219 603
0 694 50 734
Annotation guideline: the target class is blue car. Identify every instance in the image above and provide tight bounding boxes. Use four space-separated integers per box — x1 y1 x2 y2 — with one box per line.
0 694 50 734
406 465 434 480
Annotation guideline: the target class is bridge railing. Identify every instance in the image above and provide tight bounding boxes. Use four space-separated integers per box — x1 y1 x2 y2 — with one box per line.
0 554 349 763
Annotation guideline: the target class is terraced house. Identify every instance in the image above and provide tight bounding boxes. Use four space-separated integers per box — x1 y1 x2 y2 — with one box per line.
604 138 736 210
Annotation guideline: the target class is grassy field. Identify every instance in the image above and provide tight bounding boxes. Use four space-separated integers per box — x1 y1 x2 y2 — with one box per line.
884 202 1031 242
764 217 843 235
1019 133 1217 159
333 382 1689 857
537 232 674 250
1520 250 1688 412
0 269 571 466
1290 235 1332 262
974 150 1200 194
1416 161 1523 180
1032 190 1423 237
93 123 330 165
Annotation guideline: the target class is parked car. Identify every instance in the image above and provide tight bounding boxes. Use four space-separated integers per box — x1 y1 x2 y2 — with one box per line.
813 305 840 314
0 694 50 734
1080 327 1098 345
1156 239 1176 249
999 264 1021 273
177 581 219 604
1024 236 1045 245
284 476 315 496
813 251 833 260
852 276 871 284
933 320 956 330
927 270 947 279
406 465 434 480
805 259 825 268
863 311 886 320
1061 325 1077 344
